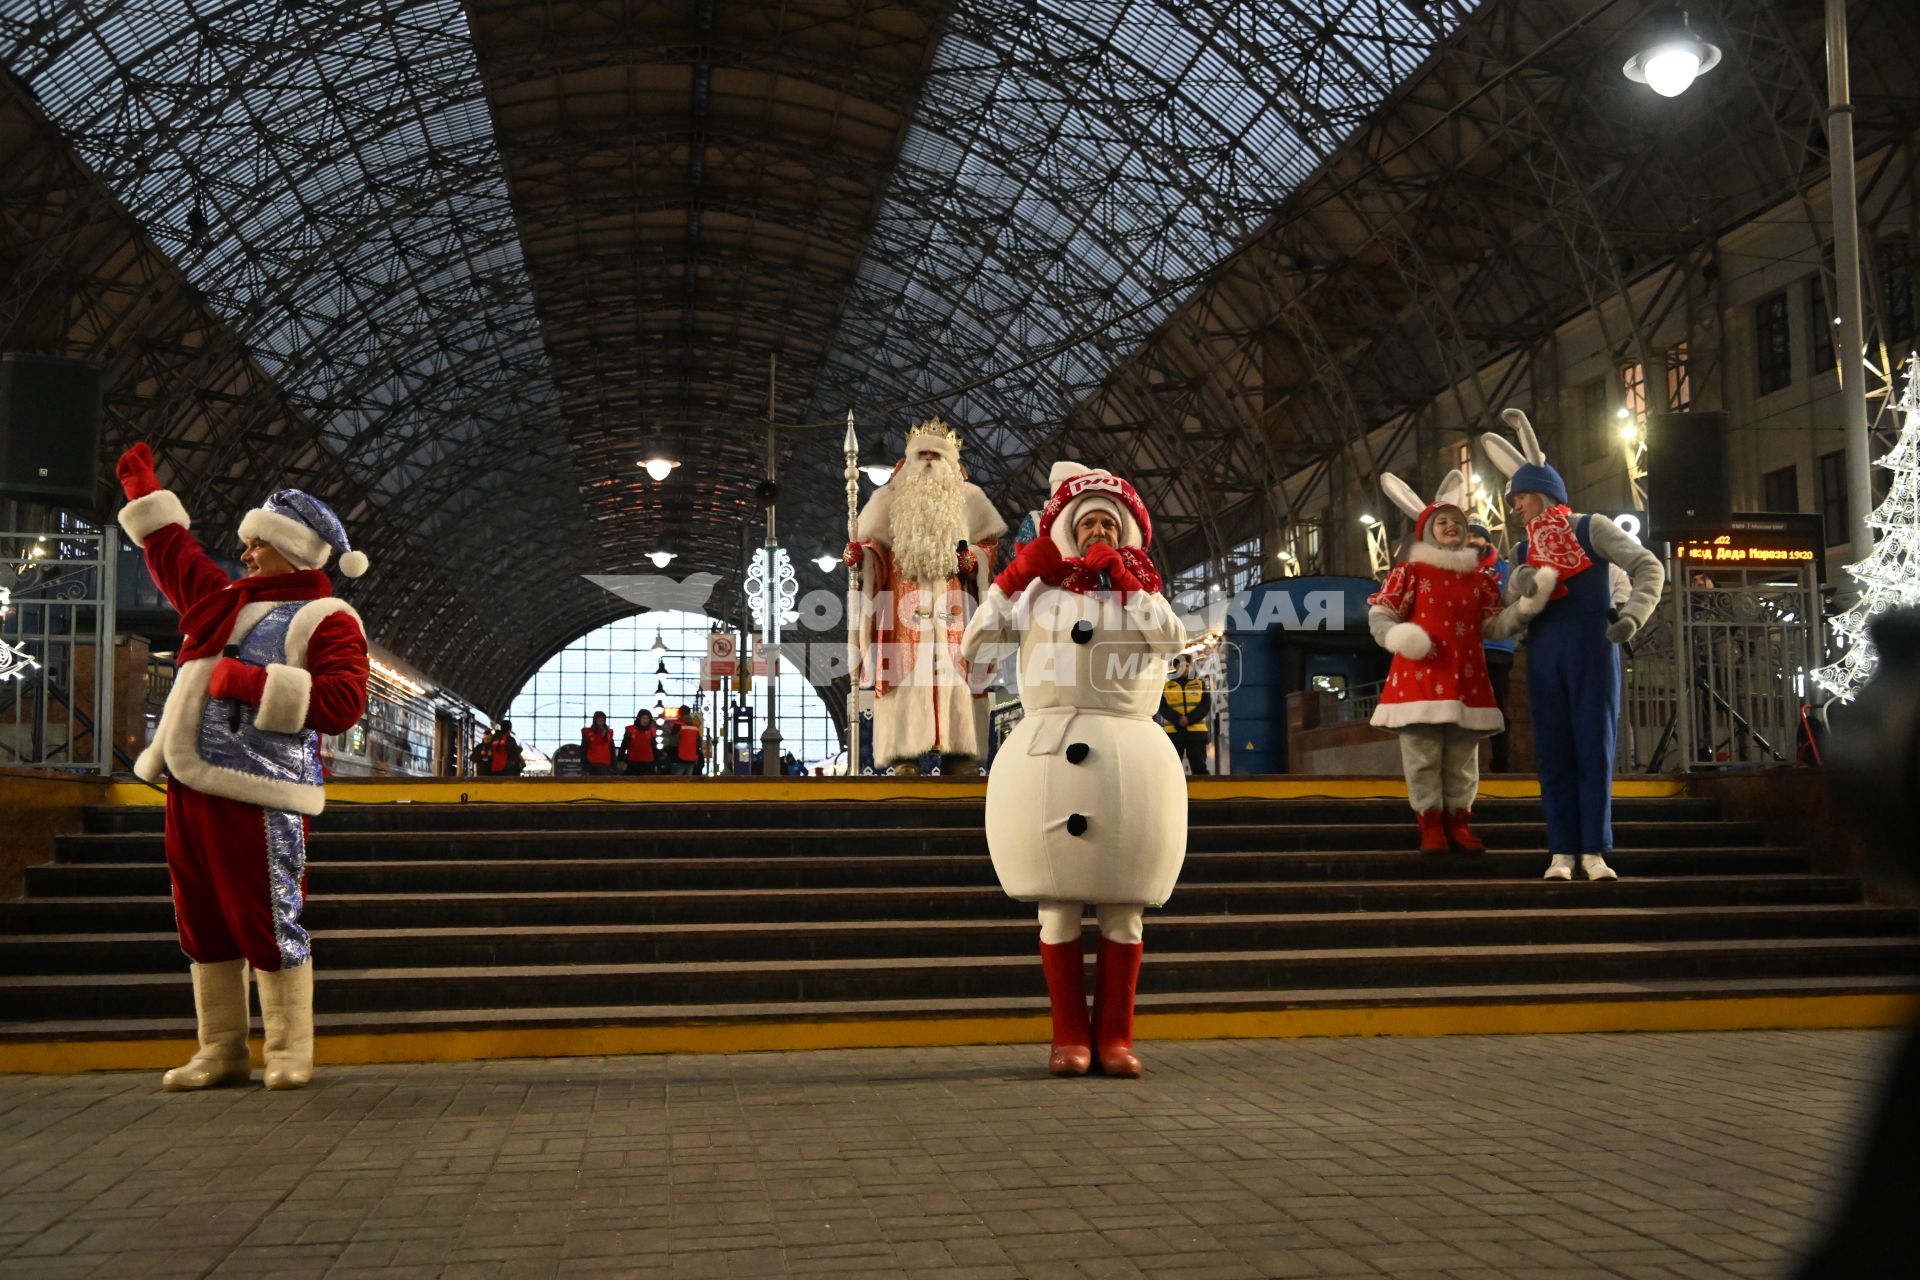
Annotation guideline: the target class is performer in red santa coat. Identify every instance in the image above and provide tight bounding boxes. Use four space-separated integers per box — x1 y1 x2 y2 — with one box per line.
1367 468 1554 854
960 463 1188 1078
115 444 370 1091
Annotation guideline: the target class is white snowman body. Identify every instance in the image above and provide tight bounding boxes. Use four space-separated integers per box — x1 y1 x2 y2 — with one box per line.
959 473 1190 906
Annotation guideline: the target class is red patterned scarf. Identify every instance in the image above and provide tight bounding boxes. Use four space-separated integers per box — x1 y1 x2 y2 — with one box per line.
1041 546 1163 598
1524 504 1592 598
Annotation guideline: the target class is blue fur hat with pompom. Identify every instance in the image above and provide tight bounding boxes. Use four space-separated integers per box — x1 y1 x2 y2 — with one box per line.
238 489 368 578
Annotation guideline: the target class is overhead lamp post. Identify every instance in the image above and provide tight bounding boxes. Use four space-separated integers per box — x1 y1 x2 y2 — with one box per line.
1623 3 1871 564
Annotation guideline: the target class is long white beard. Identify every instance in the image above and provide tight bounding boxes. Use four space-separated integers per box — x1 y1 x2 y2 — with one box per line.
888 460 969 583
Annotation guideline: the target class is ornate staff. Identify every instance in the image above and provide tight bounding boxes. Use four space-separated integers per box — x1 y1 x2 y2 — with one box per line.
843 410 863 776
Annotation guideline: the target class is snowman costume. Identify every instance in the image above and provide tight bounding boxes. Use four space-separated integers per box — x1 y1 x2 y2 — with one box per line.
959 463 1188 1078
1366 468 1554 854
1481 409 1665 882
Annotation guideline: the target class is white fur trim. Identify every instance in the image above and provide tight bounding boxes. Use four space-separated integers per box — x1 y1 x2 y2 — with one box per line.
1384 622 1432 659
1408 543 1480 572
1048 461 1092 490
285 598 363 667
1050 493 1142 560
138 656 326 816
1380 473 1425 521
253 664 312 734
337 549 368 579
1371 700 1504 733
962 486 1008 543
118 490 190 547
239 507 332 570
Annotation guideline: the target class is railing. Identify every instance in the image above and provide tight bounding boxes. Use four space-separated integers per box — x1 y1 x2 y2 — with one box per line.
1618 560 1819 772
0 526 117 772
1336 679 1385 724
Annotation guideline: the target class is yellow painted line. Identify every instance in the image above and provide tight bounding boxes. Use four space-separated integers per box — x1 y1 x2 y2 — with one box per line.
92 775 1685 807
4 993 1910 1074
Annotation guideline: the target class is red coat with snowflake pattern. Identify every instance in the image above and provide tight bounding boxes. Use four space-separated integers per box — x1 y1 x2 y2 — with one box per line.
1368 556 1505 733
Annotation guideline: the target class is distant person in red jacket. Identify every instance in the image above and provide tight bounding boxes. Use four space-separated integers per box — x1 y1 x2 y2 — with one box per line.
478 722 524 777
670 705 702 775
623 710 659 775
581 711 615 775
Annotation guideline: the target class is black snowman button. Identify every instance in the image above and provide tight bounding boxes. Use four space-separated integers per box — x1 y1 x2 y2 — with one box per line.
1070 620 1094 645
1066 742 1090 764
1065 813 1089 836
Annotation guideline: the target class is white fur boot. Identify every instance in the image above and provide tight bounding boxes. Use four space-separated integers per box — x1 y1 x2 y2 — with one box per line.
162 959 252 1091
1543 854 1575 881
255 962 314 1090
1581 854 1619 881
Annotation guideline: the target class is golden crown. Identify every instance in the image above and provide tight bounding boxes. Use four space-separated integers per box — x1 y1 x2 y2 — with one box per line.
906 417 961 451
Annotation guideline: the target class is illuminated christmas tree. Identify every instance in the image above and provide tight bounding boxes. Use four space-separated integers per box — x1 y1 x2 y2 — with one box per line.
1816 353 1920 700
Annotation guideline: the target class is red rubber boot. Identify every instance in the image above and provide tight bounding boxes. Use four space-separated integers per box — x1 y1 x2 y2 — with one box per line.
1091 937 1144 1078
1038 938 1091 1077
1444 810 1485 852
1416 809 1450 853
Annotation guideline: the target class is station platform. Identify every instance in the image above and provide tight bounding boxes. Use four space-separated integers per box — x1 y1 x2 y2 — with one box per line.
1 774 1915 1075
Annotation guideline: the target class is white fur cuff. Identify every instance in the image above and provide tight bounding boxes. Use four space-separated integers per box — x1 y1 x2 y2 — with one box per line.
253 663 313 734
1385 622 1433 659
1516 566 1559 615
118 490 190 547
239 508 331 570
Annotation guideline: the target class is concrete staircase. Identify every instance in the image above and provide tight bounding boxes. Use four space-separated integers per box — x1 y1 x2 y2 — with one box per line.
2 793 1916 1056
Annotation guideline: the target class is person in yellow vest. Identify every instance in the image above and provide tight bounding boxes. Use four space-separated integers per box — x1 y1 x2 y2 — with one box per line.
1158 654 1212 775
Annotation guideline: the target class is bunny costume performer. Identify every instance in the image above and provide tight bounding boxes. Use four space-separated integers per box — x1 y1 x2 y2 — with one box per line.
960 463 1188 1078
1368 468 1553 853
1481 409 1665 881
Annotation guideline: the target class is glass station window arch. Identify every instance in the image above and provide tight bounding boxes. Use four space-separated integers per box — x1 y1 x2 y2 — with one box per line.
505 612 840 768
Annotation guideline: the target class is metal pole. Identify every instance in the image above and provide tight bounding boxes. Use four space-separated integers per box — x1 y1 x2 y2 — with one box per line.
1826 0 1873 565
760 353 782 775
843 411 862 776
99 527 117 774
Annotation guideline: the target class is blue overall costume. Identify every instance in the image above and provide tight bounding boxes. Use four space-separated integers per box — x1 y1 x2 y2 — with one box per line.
1514 515 1616 854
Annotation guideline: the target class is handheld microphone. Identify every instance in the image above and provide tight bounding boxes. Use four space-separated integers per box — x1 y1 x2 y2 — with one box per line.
222 644 244 733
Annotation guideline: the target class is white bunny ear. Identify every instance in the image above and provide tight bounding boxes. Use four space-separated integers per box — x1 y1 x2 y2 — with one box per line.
1500 407 1546 465
1480 433 1527 479
1434 467 1469 512
1379 472 1426 521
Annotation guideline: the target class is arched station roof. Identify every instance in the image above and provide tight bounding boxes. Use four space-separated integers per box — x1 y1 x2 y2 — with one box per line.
2 1 1915 707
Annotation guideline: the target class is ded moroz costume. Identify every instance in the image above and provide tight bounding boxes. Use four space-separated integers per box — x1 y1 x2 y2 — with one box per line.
115 444 370 1091
1366 467 1554 853
845 419 1007 773
1480 408 1665 881
959 463 1188 1078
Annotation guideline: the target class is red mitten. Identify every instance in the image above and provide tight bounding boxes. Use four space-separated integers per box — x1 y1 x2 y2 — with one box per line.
208 658 268 706
115 443 160 501
994 537 1062 595
1081 542 1143 592
842 540 867 569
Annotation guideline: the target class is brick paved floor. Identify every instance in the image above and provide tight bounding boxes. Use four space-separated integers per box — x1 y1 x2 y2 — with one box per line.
0 1030 1900 1280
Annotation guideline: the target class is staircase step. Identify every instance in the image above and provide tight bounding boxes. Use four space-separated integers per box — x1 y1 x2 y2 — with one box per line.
3 905 1909 975
9 973 1916 1043
77 795 1726 835
9 936 1917 1020
51 818 1761 863
0 874 1862 933
22 847 1815 897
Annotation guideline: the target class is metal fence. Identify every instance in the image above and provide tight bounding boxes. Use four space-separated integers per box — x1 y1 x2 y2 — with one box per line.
0 526 118 772
1617 559 1820 772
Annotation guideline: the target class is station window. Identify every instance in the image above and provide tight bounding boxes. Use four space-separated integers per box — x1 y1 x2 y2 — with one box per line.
1818 450 1848 546
1762 465 1798 514
1755 292 1792 396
